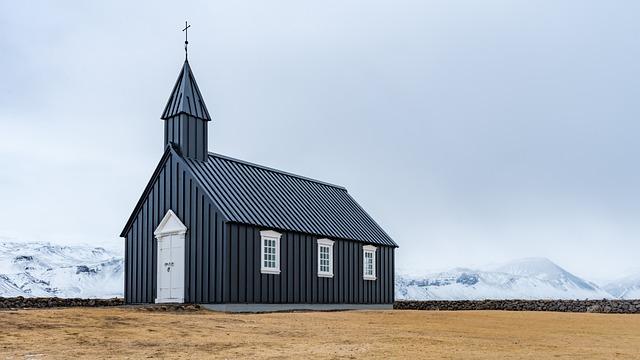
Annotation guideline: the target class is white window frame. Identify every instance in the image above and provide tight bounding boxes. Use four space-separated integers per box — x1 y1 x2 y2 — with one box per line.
363 245 377 281
260 230 282 275
317 238 334 278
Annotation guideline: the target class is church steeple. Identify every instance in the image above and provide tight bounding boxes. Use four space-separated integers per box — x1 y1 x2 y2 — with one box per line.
161 59 211 161
161 60 211 121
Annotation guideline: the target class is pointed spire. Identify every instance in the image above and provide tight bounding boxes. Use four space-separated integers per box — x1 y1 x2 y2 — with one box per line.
161 60 211 121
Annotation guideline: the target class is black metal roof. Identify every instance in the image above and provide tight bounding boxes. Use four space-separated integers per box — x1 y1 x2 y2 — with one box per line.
161 60 211 121
182 153 398 247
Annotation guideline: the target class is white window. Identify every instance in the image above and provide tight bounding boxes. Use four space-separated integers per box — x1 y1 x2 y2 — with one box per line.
317 238 334 277
363 245 377 280
260 230 281 274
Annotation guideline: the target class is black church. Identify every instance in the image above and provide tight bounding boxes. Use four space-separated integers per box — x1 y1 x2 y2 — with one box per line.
120 45 398 311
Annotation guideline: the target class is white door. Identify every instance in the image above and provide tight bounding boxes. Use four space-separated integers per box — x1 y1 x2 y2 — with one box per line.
156 234 185 303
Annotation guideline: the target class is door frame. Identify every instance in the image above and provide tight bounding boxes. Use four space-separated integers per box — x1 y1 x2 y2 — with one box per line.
153 209 187 304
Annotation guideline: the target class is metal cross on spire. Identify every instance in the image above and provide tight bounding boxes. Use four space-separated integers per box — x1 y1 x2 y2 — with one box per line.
182 21 191 60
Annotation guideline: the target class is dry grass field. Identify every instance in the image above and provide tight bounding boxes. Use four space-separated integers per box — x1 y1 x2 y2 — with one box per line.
1 307 640 359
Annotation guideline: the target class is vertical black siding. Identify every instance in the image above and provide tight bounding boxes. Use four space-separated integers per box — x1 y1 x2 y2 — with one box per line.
215 212 223 303
124 153 226 304
164 114 208 161
124 153 396 305
224 223 395 304
125 228 132 303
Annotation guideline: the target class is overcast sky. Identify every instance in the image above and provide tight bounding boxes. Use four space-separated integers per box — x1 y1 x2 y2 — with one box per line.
1 1 639 282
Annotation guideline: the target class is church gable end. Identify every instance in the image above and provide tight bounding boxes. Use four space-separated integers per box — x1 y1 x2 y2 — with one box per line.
121 146 228 304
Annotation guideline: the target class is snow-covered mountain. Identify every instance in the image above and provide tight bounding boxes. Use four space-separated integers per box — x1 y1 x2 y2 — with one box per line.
0 241 123 298
0 242 634 301
396 258 613 300
604 274 640 299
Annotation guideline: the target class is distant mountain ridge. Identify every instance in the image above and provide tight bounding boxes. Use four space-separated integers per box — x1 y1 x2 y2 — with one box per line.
396 258 615 301
604 274 640 300
2 242 639 300
0 241 123 298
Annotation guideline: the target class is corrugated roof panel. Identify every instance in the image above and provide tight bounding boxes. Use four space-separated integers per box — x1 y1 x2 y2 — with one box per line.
216 160 271 225
234 162 291 229
184 159 239 221
274 171 334 235
183 153 398 247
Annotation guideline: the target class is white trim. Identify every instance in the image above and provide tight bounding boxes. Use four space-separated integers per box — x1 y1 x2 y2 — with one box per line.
260 230 282 238
363 245 377 252
317 238 335 246
317 238 334 278
363 245 377 281
260 230 281 275
260 268 281 275
155 297 185 304
154 209 187 236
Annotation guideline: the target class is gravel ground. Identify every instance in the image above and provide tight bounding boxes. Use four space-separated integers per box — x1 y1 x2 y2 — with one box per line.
1 307 639 359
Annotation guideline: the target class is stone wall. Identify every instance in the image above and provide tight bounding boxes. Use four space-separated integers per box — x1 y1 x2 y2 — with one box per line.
3 297 639 313
394 300 640 314
0 297 124 309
